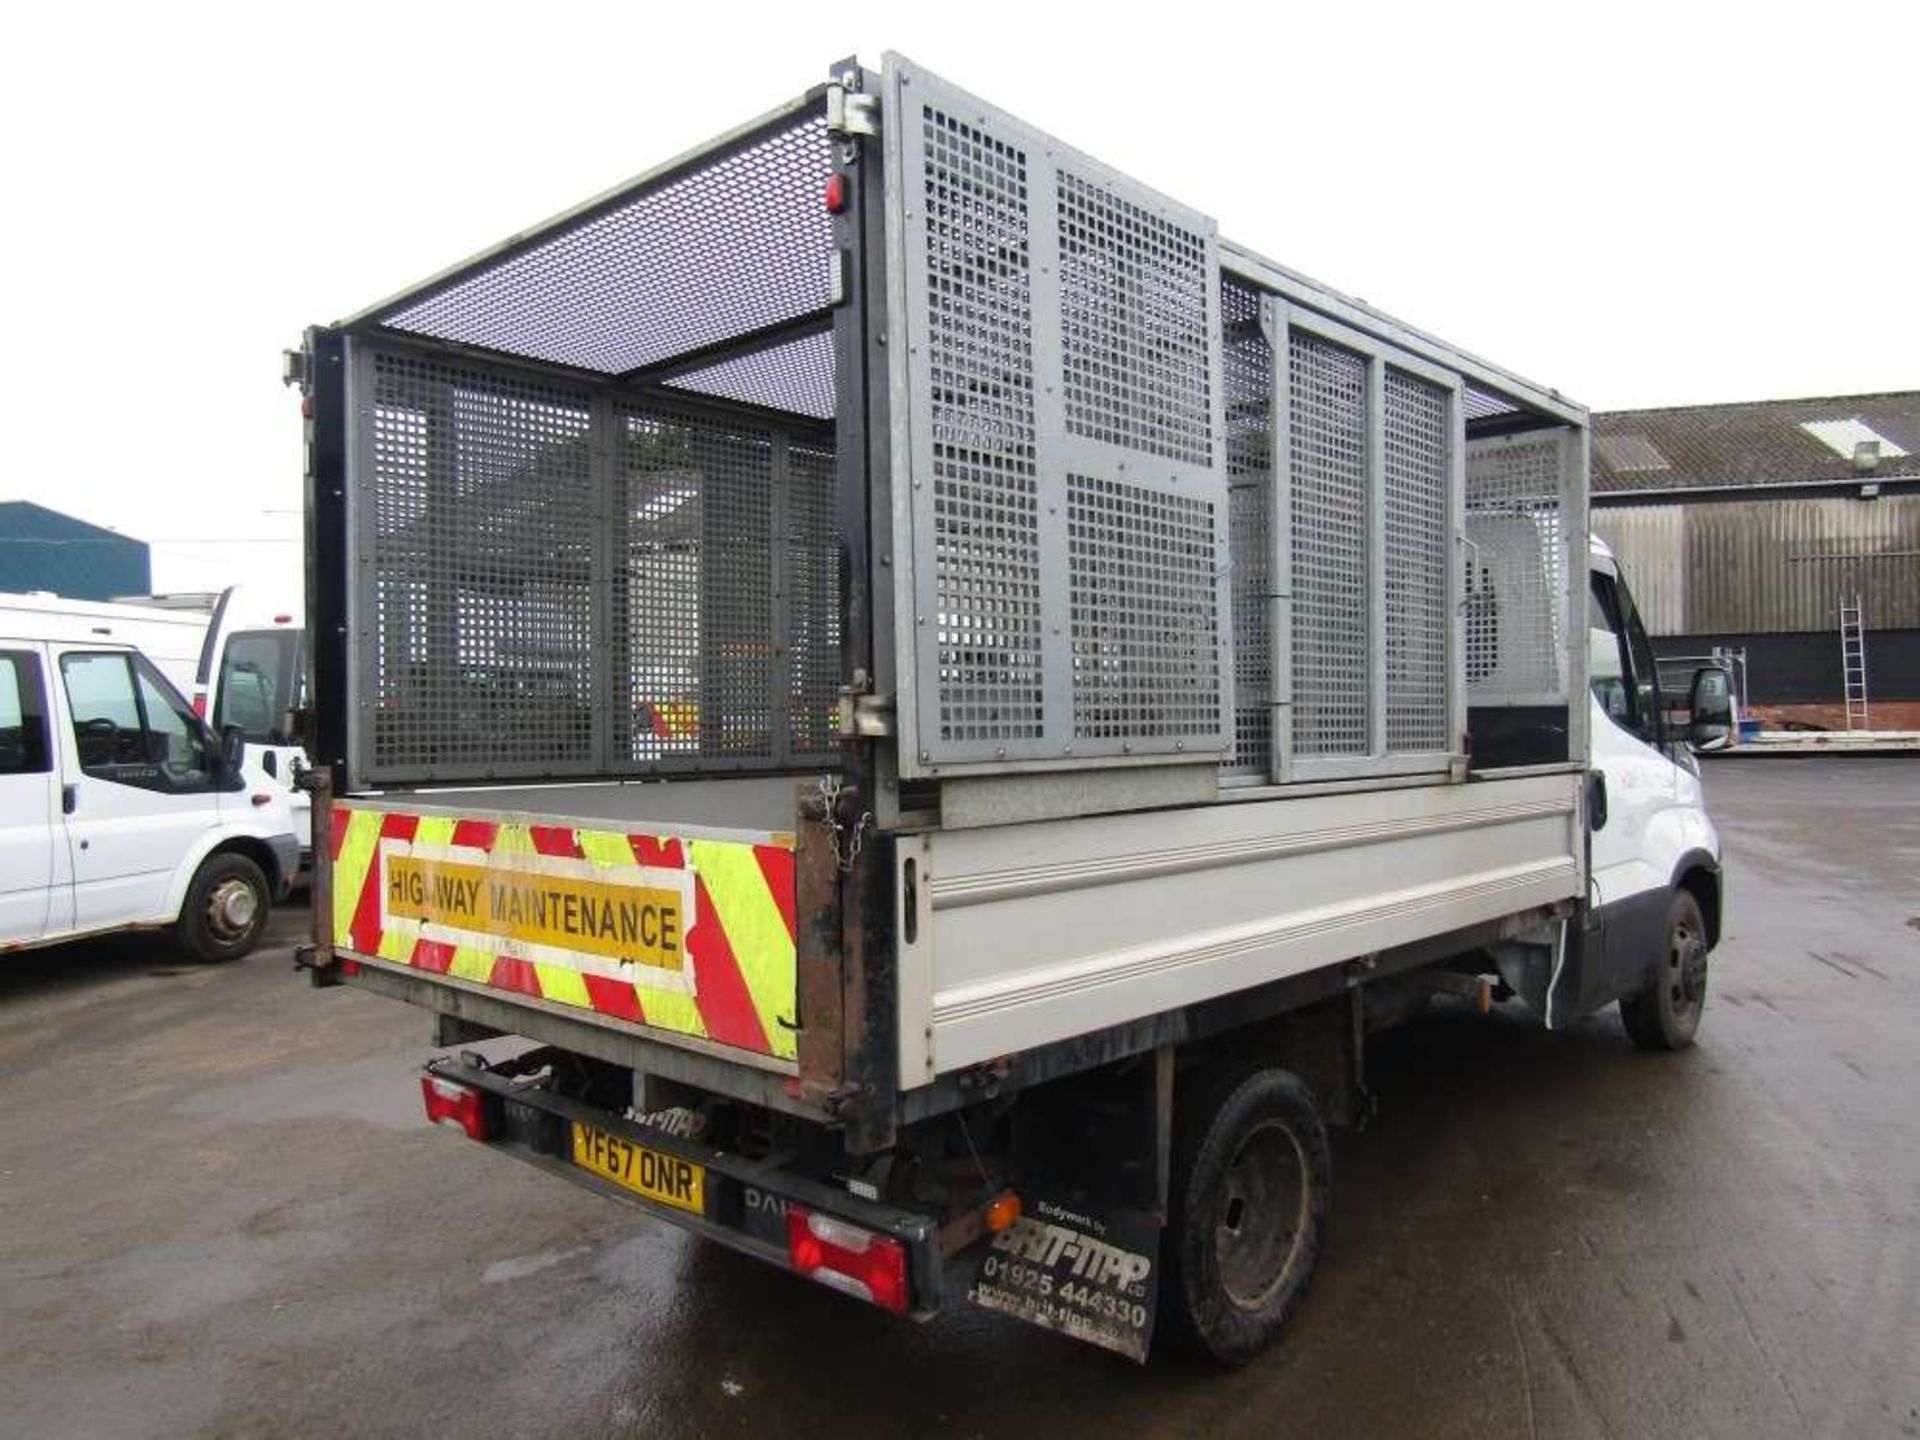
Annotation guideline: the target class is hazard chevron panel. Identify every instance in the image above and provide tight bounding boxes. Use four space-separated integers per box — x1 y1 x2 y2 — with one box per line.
330 803 798 1062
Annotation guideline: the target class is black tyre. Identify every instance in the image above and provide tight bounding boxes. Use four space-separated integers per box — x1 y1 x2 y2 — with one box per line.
1619 889 1709 1051
1158 1065 1330 1363
175 852 271 962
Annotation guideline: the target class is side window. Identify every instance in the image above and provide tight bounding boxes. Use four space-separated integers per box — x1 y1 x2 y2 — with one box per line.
135 659 213 787
60 651 214 792
1588 573 1660 745
214 631 296 744
0 651 52 775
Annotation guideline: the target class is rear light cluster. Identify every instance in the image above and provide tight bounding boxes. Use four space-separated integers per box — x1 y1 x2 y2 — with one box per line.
786 1206 910 1313
420 1075 492 1141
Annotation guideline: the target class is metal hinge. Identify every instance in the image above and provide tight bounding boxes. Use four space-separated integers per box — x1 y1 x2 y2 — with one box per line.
826 79 879 139
837 668 895 738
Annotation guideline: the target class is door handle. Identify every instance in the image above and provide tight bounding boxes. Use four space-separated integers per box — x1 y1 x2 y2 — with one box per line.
1587 771 1608 832
62 783 78 815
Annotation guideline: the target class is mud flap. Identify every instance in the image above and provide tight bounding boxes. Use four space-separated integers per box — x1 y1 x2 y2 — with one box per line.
966 1050 1169 1361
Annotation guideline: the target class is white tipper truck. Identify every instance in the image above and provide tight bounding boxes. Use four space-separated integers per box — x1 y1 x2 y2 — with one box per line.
289 55 1729 1362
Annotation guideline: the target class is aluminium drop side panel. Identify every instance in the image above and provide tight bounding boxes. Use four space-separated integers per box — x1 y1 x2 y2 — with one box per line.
880 53 1232 779
893 770 1582 1081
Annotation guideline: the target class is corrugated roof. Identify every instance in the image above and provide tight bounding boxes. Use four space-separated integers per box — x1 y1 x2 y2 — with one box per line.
1592 391 1920 494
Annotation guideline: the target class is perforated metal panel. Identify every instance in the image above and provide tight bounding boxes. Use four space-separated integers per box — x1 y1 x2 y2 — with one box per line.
918 101 1046 745
1067 475 1221 739
787 442 841 756
665 327 836 420
1222 275 1273 778
887 56 1229 772
1288 330 1370 759
1059 171 1215 468
619 406 774 760
1383 366 1450 752
382 115 833 376
1466 433 1570 704
361 351 598 779
348 341 838 784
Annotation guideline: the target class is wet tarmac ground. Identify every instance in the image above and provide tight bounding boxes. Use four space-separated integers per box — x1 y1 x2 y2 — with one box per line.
1 757 1916 1438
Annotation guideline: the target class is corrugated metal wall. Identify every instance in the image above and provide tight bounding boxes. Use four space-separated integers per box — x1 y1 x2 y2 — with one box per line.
1593 495 1920 635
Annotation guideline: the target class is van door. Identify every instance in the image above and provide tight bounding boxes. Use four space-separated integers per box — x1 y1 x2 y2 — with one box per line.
56 647 229 929
0 646 62 942
1583 563 1678 1006
210 627 311 859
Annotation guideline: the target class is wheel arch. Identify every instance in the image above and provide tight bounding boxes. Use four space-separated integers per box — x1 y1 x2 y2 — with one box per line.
164 832 282 919
1670 850 1722 949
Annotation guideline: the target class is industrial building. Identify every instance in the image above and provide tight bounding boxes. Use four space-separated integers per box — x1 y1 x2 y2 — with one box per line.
1591 392 1920 728
0 500 151 601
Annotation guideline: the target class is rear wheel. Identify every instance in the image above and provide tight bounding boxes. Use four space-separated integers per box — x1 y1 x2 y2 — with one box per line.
175 853 271 962
1619 889 1709 1051
1158 1065 1329 1362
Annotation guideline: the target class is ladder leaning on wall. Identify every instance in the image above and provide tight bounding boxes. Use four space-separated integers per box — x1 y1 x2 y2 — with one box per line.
1840 594 1870 731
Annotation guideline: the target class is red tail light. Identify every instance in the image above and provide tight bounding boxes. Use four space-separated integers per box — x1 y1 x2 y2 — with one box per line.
192 694 208 719
786 1206 909 1312
420 1075 492 1140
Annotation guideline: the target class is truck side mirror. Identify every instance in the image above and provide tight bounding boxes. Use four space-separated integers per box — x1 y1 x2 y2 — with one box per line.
219 723 248 777
1687 668 1734 751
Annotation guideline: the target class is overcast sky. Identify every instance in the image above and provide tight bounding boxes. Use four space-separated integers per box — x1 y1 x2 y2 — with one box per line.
3 1 1913 602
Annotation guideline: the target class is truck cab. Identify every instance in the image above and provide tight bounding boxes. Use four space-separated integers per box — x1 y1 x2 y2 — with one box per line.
0 635 300 959
1574 538 1726 1046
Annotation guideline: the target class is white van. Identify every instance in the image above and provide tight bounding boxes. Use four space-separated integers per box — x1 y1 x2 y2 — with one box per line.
190 589 312 872
0 633 301 961
0 591 214 693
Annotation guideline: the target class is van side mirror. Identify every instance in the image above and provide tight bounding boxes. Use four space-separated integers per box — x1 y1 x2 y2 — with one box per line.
1687 668 1734 751
218 723 248 777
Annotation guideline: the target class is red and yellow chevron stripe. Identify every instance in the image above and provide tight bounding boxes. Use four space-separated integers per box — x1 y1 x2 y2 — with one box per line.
330 803 797 1063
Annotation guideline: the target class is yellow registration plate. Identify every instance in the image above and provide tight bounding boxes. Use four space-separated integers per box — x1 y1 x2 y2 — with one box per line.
570 1121 705 1215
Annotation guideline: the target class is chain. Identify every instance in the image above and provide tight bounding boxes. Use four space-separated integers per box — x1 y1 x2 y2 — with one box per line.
815 774 873 873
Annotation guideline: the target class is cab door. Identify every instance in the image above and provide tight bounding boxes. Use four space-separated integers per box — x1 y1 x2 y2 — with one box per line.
211 627 311 854
56 647 228 929
1583 561 1679 1005
0 645 63 942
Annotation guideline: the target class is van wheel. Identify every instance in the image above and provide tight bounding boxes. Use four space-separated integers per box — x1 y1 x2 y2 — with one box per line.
175 853 270 962
1619 890 1709 1051
1158 1065 1329 1363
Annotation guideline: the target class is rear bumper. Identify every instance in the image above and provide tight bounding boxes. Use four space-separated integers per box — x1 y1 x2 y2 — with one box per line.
424 1057 945 1316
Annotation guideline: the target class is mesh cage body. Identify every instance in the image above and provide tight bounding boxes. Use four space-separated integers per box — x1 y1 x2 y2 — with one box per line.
888 58 1231 772
1465 433 1571 706
1221 276 1273 778
383 116 834 378
348 342 838 784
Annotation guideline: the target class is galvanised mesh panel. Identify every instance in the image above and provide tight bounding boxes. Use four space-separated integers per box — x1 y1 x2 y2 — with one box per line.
1058 170 1214 468
1466 435 1567 702
921 103 1045 744
365 352 597 777
384 116 833 375
666 328 835 421
618 407 774 761
1222 275 1272 777
1288 330 1370 758
1067 475 1221 740
1383 367 1450 753
787 442 841 756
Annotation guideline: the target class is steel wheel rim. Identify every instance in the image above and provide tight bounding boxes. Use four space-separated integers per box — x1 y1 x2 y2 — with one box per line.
206 878 260 942
1214 1119 1310 1310
1668 916 1706 1019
